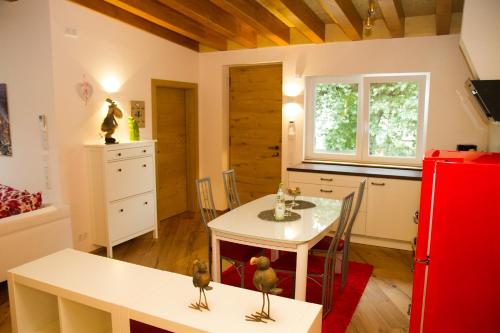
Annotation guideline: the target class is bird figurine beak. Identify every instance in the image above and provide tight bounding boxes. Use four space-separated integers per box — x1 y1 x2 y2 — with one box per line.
250 257 258 265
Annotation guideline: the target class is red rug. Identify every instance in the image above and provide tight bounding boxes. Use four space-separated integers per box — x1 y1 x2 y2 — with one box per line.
222 261 373 333
130 261 373 333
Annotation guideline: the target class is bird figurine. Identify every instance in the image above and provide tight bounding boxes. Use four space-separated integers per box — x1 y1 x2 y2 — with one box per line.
189 259 213 311
245 256 283 323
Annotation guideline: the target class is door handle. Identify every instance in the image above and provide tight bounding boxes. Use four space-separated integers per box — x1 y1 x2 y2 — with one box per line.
371 182 386 186
268 145 280 150
320 189 333 193
272 152 280 157
413 211 419 224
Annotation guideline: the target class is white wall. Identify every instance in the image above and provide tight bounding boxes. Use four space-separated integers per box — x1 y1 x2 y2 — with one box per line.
0 0 60 203
460 0 500 79
199 35 489 209
48 0 198 251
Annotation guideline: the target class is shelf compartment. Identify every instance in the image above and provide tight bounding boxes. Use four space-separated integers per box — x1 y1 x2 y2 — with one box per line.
59 298 112 333
13 283 60 333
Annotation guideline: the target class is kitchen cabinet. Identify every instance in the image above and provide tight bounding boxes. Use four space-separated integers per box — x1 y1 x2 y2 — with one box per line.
85 141 158 258
366 178 420 242
288 170 420 250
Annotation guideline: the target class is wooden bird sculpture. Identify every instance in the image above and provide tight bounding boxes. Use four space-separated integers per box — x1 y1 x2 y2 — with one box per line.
189 260 212 311
245 256 283 323
101 98 123 144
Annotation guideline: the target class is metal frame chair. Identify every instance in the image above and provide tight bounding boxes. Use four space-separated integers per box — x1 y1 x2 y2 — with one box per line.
196 177 261 288
222 169 241 210
310 179 367 289
273 192 355 318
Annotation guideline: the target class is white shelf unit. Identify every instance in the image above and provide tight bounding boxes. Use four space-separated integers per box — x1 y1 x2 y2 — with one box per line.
85 141 158 258
8 249 322 333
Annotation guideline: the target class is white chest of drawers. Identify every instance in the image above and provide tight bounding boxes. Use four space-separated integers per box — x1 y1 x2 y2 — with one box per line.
85 141 158 257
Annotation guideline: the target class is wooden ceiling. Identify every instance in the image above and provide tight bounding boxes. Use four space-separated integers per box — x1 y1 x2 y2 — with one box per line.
69 0 464 52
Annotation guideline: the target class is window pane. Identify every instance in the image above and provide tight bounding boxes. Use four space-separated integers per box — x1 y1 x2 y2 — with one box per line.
313 83 358 155
368 81 419 158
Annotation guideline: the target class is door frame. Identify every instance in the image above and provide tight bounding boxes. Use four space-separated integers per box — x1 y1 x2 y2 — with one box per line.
151 79 199 213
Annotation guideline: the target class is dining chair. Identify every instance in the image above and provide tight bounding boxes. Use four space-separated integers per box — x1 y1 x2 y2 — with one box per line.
272 192 355 317
310 179 367 288
222 169 241 210
196 177 262 288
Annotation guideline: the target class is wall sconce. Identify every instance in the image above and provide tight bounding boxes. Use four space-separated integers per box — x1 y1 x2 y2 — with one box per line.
283 75 303 97
284 102 301 137
101 76 121 93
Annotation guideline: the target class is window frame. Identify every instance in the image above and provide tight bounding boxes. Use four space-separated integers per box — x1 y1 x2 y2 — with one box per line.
304 73 429 166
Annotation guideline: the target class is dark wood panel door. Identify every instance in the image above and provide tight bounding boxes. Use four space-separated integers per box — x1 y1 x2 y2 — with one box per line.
229 63 282 203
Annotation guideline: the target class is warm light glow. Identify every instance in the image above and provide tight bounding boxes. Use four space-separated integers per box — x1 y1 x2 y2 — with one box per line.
284 102 301 121
101 76 121 93
283 76 303 97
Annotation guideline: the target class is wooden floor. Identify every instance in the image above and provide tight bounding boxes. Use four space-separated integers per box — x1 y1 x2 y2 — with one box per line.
0 212 413 333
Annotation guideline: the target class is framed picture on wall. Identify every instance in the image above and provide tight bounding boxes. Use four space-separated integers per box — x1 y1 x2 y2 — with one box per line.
0 84 12 156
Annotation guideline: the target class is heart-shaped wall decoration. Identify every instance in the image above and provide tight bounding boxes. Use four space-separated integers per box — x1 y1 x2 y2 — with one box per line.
76 75 93 105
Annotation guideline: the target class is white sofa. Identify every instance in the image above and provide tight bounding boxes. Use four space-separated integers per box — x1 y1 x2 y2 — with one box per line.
0 203 73 282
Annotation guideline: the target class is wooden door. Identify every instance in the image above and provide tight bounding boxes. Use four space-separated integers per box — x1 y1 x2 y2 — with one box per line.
156 87 187 220
229 64 282 204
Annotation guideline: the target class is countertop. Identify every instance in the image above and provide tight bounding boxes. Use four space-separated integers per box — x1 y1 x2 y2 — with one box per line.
287 162 422 181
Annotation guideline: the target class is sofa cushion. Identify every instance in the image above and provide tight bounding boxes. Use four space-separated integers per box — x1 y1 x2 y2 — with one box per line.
0 185 42 219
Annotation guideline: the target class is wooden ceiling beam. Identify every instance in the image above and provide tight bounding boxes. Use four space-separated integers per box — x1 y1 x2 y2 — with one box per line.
69 0 198 51
103 0 227 50
157 0 257 48
210 0 290 46
436 0 452 35
261 0 325 43
319 0 363 41
377 0 405 38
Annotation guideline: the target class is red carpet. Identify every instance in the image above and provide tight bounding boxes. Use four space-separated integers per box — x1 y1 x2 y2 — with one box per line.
130 261 373 333
221 261 373 333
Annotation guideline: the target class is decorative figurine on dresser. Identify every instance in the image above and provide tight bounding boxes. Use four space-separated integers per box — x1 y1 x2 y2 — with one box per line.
101 98 123 144
189 260 213 311
246 256 283 323
85 140 158 257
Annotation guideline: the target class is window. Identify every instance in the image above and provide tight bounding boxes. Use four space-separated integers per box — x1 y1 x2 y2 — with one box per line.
305 74 428 165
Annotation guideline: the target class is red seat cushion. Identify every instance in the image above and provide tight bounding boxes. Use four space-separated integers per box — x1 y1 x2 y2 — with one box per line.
220 241 261 263
311 237 344 252
272 252 328 275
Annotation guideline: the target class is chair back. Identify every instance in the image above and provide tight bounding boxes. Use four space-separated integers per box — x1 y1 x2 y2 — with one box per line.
222 169 241 210
196 177 218 226
322 191 354 316
344 179 367 238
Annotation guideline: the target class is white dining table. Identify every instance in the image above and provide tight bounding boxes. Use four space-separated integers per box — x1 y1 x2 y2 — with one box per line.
208 194 342 301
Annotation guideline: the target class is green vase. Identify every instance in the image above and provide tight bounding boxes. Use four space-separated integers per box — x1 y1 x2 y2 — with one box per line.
128 117 140 141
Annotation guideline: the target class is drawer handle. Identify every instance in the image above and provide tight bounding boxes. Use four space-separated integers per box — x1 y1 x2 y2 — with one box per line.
119 209 124 213
371 182 386 186
142 164 147 168
413 211 419 224
320 189 333 193
117 153 122 157
320 177 333 181
142 149 147 153
118 168 122 172
144 201 148 205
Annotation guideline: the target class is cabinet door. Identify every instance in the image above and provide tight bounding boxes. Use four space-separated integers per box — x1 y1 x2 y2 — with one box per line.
108 192 155 243
366 178 420 241
289 182 366 235
106 157 155 201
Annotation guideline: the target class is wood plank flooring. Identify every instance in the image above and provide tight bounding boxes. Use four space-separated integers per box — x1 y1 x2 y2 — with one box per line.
0 212 413 332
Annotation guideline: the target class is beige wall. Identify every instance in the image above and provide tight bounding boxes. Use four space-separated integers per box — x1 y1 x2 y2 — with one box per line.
460 0 500 79
0 0 60 203
199 34 489 209
48 0 198 251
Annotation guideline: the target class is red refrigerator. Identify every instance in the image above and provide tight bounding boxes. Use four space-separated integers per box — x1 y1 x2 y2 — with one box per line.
410 150 500 332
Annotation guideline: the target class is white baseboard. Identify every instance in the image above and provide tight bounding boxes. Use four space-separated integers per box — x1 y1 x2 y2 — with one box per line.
350 234 413 251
